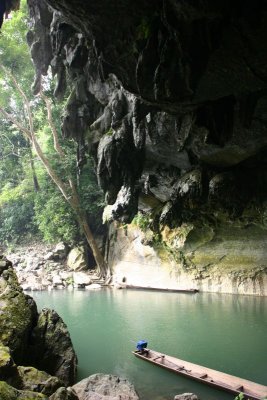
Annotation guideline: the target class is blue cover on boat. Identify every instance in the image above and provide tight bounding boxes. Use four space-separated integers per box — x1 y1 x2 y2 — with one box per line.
136 340 148 351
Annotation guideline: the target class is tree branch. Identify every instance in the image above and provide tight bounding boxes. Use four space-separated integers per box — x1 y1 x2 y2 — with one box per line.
40 92 65 158
0 106 31 139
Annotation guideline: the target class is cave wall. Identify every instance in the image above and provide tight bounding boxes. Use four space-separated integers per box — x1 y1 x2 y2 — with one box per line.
27 0 267 293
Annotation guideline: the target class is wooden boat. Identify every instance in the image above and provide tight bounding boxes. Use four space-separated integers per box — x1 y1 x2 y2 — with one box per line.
125 285 199 293
132 349 267 400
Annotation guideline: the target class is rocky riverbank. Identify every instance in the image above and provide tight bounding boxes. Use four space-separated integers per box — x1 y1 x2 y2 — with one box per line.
6 243 104 291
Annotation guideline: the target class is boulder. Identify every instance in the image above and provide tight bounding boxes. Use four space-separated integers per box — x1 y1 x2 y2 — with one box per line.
50 387 79 400
52 274 63 287
29 308 77 386
0 380 46 400
85 283 101 290
53 243 68 260
174 394 199 400
67 247 87 271
59 272 74 287
72 374 139 400
73 272 91 288
17 366 62 395
25 256 41 271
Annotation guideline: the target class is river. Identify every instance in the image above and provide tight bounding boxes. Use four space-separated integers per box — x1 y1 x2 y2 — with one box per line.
32 289 267 400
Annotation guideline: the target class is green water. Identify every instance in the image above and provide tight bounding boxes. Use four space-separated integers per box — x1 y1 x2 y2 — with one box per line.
32 289 267 400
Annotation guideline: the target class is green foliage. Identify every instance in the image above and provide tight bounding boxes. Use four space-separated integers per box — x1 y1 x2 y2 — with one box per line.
0 0 34 125
132 213 151 231
105 128 113 136
0 195 36 245
34 189 78 244
0 1 105 250
136 17 151 41
234 394 244 400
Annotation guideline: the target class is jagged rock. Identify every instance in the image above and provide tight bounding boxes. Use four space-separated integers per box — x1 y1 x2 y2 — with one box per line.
26 0 267 230
17 366 62 396
29 308 77 386
0 0 20 29
26 0 267 295
0 380 46 400
174 394 198 400
67 247 88 271
50 387 79 400
72 374 139 400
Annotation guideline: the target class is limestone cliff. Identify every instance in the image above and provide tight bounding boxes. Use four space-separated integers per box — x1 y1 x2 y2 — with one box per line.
26 0 267 294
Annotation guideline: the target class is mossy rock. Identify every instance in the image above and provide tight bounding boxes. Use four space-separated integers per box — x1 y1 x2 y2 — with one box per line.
49 387 79 400
0 380 46 400
0 268 38 364
0 345 14 373
0 345 20 386
17 366 62 396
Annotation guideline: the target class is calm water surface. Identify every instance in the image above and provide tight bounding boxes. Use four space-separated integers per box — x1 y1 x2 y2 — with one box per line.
32 289 267 400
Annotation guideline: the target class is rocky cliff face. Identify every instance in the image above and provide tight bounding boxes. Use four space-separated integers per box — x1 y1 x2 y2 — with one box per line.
27 0 267 293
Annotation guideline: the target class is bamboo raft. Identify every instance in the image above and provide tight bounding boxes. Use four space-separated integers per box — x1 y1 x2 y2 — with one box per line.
133 349 267 400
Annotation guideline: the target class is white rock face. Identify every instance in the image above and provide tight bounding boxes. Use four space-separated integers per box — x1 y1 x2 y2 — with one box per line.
72 373 139 400
108 223 267 296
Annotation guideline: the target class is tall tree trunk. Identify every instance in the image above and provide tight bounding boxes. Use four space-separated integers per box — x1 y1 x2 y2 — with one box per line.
28 145 40 192
68 179 107 277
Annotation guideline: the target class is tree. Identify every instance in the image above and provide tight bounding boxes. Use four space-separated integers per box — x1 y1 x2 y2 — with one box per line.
0 2 108 277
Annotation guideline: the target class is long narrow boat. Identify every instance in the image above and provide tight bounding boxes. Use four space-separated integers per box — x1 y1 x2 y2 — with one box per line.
132 349 267 400
126 285 199 293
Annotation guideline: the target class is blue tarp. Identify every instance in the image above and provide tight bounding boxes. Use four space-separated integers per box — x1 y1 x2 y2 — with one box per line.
136 340 148 351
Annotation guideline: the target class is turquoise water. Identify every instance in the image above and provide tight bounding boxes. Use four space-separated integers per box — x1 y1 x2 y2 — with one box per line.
32 289 267 400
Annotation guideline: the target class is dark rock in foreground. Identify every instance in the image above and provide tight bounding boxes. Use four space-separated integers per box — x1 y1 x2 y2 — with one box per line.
0 380 46 400
29 308 78 386
0 261 77 386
